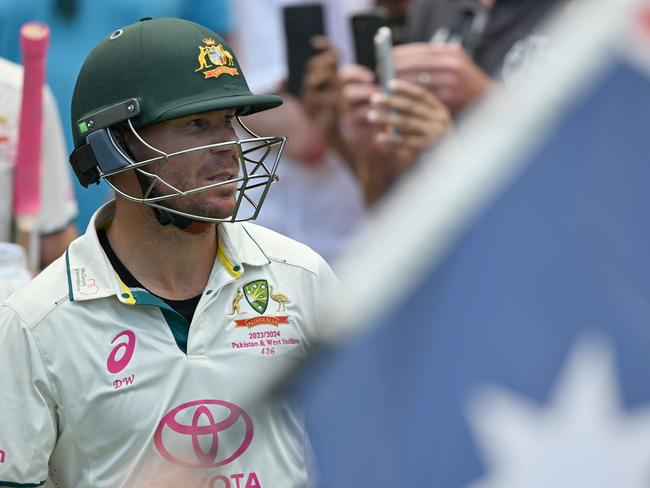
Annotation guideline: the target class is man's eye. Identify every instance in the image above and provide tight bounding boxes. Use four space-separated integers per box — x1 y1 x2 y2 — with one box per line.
187 119 207 129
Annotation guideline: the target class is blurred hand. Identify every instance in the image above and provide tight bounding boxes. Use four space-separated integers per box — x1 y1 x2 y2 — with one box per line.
300 36 340 140
367 78 452 167
393 43 492 113
339 63 381 131
338 64 453 203
337 63 392 204
244 92 327 166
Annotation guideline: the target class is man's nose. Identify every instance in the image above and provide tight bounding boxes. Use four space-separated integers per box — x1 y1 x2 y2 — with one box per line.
222 124 237 141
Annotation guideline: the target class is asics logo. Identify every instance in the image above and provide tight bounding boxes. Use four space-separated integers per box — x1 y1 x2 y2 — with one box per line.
107 330 136 374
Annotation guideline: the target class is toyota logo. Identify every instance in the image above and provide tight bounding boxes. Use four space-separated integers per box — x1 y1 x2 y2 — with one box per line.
154 399 254 468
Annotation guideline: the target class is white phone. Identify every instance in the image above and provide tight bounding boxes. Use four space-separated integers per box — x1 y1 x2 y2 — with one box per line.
374 26 395 94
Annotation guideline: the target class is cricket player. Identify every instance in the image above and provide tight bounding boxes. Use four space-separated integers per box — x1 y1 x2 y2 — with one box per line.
0 17 338 487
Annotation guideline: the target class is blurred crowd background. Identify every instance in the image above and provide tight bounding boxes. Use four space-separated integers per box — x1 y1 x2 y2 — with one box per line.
1 0 574 270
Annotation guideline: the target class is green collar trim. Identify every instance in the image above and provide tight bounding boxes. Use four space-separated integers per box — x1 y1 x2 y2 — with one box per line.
117 284 173 313
242 225 271 265
119 285 191 353
65 249 74 302
129 288 190 353
0 480 46 487
161 308 190 354
117 276 136 305
131 289 170 310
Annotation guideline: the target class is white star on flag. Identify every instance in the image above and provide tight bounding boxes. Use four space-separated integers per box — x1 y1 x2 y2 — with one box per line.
466 337 650 488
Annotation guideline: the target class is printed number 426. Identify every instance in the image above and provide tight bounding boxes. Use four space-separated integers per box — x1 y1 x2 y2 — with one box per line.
261 347 276 356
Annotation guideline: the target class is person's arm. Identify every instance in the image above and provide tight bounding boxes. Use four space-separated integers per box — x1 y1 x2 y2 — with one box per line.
338 63 398 204
37 87 78 268
300 37 348 156
0 307 57 487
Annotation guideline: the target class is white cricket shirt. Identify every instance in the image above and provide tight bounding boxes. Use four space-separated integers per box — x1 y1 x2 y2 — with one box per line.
0 201 339 487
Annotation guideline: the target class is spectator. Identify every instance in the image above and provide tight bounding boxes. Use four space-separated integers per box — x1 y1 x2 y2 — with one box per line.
230 0 367 262
337 0 571 203
0 56 77 301
289 0 451 204
402 0 570 112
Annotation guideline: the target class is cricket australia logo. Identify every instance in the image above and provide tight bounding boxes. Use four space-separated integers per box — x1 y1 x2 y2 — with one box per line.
230 279 290 328
244 280 269 314
195 37 239 79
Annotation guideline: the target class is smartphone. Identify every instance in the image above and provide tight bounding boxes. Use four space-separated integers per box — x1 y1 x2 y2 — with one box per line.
374 26 395 93
351 8 389 72
283 3 325 96
430 0 487 53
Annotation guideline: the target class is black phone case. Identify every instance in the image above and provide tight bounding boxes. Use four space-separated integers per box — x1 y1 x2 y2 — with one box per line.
351 9 390 72
283 4 325 96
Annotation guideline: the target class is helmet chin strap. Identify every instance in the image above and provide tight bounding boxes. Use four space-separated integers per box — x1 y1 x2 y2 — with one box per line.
117 129 196 231
133 169 195 230
115 127 202 232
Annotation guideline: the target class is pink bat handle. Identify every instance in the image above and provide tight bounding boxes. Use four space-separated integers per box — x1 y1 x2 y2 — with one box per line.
12 21 50 218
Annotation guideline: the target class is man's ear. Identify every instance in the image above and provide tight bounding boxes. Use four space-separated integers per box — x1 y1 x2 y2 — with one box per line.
111 126 138 161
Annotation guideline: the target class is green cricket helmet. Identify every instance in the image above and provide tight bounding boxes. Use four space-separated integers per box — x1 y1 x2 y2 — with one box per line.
69 17 285 227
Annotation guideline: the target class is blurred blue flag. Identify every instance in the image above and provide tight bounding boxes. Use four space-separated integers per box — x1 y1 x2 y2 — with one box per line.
294 3 650 487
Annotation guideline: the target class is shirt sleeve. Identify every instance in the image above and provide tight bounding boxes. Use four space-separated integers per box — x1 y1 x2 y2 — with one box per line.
311 254 344 345
0 306 57 486
36 86 78 236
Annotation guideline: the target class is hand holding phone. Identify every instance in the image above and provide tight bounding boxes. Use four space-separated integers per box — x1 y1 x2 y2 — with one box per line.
283 4 325 96
351 8 389 73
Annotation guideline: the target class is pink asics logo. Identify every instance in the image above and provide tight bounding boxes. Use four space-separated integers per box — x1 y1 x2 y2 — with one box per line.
154 399 254 469
107 330 136 374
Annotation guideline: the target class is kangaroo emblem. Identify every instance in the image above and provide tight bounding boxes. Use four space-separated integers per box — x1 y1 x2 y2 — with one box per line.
195 45 213 72
229 288 246 315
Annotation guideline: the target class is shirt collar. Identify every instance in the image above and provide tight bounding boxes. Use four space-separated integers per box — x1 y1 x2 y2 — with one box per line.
217 221 271 277
66 201 271 303
65 201 123 303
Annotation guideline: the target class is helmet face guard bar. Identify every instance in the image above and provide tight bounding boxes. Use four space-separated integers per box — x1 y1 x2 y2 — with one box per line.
70 99 286 223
